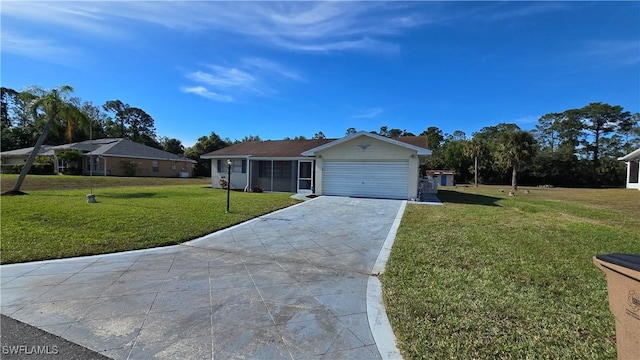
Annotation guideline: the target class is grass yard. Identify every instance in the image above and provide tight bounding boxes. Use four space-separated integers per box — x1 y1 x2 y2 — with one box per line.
0 175 299 264
382 186 639 359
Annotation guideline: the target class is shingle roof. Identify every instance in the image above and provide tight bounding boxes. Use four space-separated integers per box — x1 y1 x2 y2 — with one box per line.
202 139 335 158
1 139 196 163
202 135 431 158
393 136 428 148
0 145 56 157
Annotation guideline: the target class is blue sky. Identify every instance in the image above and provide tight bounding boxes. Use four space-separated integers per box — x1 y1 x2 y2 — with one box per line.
2 1 639 147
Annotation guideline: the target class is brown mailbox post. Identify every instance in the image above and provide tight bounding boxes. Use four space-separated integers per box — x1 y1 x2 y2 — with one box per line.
593 254 640 360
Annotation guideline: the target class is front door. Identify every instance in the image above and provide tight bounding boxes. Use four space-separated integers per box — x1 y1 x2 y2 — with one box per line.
297 160 313 193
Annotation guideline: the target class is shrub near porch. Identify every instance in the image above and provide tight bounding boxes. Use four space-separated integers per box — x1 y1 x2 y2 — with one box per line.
0 176 298 264
382 187 639 359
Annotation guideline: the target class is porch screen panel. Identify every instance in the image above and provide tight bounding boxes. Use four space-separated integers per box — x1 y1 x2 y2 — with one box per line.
252 160 272 191
630 161 639 184
272 161 296 192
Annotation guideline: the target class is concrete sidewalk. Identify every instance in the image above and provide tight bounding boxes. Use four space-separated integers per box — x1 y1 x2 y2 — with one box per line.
1 196 404 359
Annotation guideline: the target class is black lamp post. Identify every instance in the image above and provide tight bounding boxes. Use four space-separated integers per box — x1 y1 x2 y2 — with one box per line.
226 159 231 213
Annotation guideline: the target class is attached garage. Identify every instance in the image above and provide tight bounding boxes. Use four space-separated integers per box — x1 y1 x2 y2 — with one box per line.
204 131 432 200
323 161 409 199
303 131 431 200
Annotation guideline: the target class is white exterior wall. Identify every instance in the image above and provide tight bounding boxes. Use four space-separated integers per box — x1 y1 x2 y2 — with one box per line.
210 159 249 190
313 136 419 199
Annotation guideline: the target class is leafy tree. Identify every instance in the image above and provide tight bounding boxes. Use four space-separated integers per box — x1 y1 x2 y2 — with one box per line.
184 131 230 176
578 102 631 172
5 85 87 194
159 137 185 155
345 127 357 136
420 126 444 150
102 100 157 145
451 130 467 141
534 113 562 153
283 135 307 140
443 139 471 183
496 130 537 192
241 135 261 142
186 132 228 156
1 87 19 127
126 107 156 145
378 126 390 137
77 101 108 141
313 131 326 139
619 112 640 151
102 100 129 138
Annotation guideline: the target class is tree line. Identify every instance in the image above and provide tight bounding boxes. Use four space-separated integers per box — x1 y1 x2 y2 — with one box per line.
356 103 638 189
2 86 638 189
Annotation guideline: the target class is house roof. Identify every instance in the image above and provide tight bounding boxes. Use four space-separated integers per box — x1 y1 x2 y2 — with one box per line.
202 133 432 159
1 139 196 163
0 145 56 157
302 131 432 156
425 170 456 175
618 147 640 161
201 139 335 158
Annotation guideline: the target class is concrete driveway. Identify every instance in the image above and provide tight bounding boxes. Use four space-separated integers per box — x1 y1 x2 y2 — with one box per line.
0 196 405 359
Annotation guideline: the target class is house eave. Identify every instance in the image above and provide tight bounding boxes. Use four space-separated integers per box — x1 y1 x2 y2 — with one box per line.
618 148 640 161
85 153 196 163
201 155 250 160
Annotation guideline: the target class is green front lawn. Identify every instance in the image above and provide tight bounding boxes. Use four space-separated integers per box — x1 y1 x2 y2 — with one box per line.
383 186 639 358
0 175 298 264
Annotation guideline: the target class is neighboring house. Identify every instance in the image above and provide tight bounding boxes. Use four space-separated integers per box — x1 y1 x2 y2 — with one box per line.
202 131 432 200
424 170 456 186
619 147 640 190
0 138 196 178
0 145 57 167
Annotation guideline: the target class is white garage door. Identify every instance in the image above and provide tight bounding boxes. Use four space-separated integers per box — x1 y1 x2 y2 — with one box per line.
323 161 409 199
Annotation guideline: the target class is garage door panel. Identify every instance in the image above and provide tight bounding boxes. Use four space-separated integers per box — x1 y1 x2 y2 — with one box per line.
323 161 409 199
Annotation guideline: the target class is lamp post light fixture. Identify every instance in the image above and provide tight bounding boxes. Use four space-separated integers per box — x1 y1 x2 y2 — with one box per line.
226 159 231 213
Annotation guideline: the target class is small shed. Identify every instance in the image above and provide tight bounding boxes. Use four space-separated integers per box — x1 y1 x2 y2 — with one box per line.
424 170 456 187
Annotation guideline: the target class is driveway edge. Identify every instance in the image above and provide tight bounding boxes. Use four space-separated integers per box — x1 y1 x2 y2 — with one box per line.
367 200 406 360
0 196 321 269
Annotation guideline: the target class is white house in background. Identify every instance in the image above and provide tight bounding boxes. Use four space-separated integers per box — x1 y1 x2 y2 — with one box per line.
619 147 640 190
202 131 432 200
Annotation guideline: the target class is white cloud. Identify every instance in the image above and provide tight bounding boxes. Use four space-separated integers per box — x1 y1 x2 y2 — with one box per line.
1 1 121 37
3 1 434 54
351 108 383 119
471 2 570 22
182 57 306 102
584 40 640 67
241 57 305 82
179 86 233 103
187 67 257 91
1 31 81 63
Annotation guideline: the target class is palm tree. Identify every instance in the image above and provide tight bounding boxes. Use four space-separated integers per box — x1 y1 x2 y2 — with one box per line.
464 138 487 188
497 130 537 192
5 85 86 195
